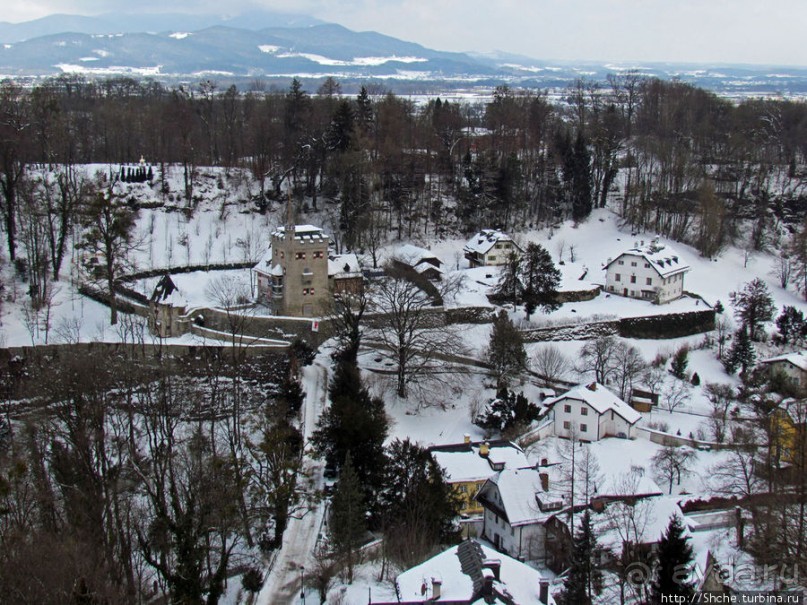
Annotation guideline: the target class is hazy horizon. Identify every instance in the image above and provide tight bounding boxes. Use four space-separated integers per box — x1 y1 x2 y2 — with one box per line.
2 0 806 68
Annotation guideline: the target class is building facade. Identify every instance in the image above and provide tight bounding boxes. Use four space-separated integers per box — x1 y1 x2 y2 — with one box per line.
544 383 641 441
464 230 522 268
253 224 330 317
604 239 689 304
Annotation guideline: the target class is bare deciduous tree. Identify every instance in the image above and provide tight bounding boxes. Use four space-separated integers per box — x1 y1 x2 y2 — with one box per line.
532 344 571 387
372 274 463 399
652 445 697 494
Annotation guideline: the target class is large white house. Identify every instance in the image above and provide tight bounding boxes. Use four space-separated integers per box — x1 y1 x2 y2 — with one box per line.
476 467 563 562
543 383 642 441
604 238 690 304
463 229 522 267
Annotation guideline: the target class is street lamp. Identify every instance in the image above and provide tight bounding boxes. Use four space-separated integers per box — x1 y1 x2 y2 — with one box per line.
300 565 305 603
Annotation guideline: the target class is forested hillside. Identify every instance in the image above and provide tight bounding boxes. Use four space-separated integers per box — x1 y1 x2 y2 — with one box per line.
0 73 806 309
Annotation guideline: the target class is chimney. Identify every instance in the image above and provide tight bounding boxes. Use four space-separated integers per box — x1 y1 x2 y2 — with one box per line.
464 433 471 445
482 558 501 581
539 579 550 604
481 569 494 598
540 457 548 467
539 472 549 491
431 578 442 600
479 441 490 457
587 382 597 392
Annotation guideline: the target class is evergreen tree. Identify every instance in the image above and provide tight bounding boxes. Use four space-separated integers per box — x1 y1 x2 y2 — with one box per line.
650 515 695 602
311 360 388 500
147 165 154 182
326 99 355 152
729 278 775 341
495 251 522 308
557 511 603 605
522 242 561 319
378 439 461 566
775 305 806 345
724 327 756 376
569 130 593 222
475 387 541 434
329 453 366 583
487 310 527 388
670 346 689 379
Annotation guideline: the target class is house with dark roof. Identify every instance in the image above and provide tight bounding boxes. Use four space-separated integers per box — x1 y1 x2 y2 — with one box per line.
393 539 553 604
604 238 690 303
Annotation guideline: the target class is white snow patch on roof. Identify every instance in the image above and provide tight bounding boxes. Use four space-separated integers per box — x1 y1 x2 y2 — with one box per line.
545 383 642 425
486 468 548 526
761 350 807 372
431 442 529 483
396 540 552 604
463 229 518 256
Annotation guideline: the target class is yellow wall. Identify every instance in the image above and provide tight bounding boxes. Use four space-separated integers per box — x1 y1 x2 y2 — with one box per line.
453 480 485 516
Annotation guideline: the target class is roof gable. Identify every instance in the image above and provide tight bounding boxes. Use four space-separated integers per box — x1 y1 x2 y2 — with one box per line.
545 383 641 425
463 229 521 256
606 240 690 278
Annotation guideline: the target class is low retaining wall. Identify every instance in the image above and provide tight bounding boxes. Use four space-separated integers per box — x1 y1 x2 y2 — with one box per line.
635 425 731 451
521 308 716 343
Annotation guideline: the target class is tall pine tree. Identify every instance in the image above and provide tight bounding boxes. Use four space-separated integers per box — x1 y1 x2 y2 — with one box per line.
311 359 388 502
329 453 366 583
557 511 603 605
650 514 695 602
522 242 561 319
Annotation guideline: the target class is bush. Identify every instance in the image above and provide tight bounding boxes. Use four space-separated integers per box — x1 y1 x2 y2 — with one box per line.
691 372 700 386
242 567 264 593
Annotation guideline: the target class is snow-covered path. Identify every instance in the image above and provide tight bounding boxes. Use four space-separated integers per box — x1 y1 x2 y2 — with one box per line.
257 358 330 605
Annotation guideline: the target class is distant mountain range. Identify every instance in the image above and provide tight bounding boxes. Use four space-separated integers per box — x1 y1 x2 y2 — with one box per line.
1 11 807 97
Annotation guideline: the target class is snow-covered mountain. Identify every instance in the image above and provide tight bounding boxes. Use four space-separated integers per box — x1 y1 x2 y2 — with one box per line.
1 12 807 96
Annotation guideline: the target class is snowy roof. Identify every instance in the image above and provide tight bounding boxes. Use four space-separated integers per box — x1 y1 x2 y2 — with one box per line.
328 253 361 278
605 239 690 278
394 244 443 268
584 439 663 498
478 468 551 527
271 224 328 242
395 539 552 604
430 441 529 483
463 229 521 256
252 246 274 276
150 274 187 308
545 383 642 425
761 351 807 372
596 495 687 552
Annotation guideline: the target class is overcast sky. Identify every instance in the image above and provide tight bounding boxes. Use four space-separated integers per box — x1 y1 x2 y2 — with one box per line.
6 0 807 66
